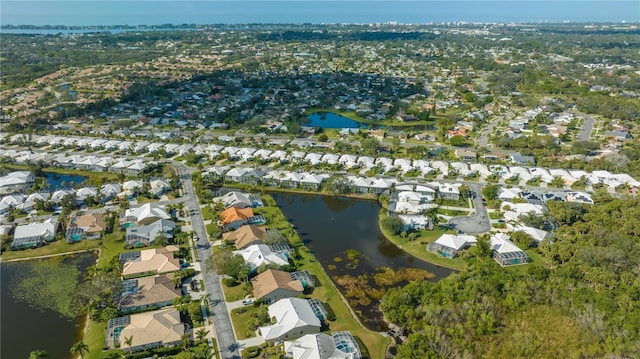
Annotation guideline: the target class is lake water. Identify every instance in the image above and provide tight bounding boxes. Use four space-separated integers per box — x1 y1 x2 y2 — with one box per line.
45 173 87 190
307 112 364 129
273 193 453 330
0 253 95 359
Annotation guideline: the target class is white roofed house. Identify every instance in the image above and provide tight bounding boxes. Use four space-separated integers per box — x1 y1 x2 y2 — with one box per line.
356 156 375 169
321 153 340 166
498 187 522 202
121 203 171 226
427 233 477 258
300 173 330 191
501 202 545 223
284 332 362 359
435 182 460 200
75 187 99 205
213 190 264 209
397 214 431 231
124 160 151 175
0 194 24 213
11 218 59 250
269 150 289 164
17 192 50 212
490 233 529 266
50 189 75 205
148 179 171 197
108 159 133 173
338 154 359 169
394 158 413 173
233 244 290 273
100 183 122 202
304 153 323 166
204 166 230 181
125 219 176 248
122 180 144 196
259 298 322 342
347 176 371 194
375 157 395 172
254 149 273 162
370 178 394 195
0 171 35 195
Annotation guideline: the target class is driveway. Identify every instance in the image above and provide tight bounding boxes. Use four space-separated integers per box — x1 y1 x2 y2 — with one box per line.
576 112 595 142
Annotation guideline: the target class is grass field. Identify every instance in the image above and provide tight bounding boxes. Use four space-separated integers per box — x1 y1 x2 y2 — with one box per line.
230 305 266 339
1 237 100 261
221 281 252 302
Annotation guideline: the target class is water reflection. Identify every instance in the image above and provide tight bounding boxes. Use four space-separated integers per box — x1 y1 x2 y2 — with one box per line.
273 193 453 331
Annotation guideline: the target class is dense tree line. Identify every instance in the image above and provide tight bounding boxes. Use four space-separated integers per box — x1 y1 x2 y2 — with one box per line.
381 194 640 358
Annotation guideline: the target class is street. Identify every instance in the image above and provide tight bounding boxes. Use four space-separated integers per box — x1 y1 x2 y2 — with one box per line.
172 161 241 359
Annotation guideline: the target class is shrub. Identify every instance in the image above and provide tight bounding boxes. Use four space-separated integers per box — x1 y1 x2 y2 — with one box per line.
223 277 239 287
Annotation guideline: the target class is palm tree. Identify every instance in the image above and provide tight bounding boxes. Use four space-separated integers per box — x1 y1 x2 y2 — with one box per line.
29 350 49 359
69 341 89 359
195 328 210 344
124 335 134 355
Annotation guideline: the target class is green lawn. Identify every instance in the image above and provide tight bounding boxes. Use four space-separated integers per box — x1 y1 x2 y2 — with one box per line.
378 218 467 271
258 195 391 358
201 206 216 221
1 238 100 261
230 305 268 339
222 281 252 302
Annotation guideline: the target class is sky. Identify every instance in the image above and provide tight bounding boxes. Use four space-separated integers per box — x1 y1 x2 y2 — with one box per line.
1 1 638 26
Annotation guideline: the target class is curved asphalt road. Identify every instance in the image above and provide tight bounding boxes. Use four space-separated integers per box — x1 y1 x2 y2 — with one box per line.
172 161 241 359
447 182 492 234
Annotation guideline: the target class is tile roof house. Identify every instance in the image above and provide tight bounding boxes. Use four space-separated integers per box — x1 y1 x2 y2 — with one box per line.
11 218 59 250
259 298 322 342
66 213 106 242
251 269 304 303
109 307 185 352
233 244 290 272
222 224 266 249
119 275 181 314
220 207 266 231
284 332 362 359
121 246 180 279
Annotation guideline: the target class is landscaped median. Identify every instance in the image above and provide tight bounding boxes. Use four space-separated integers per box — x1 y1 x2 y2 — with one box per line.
230 195 392 358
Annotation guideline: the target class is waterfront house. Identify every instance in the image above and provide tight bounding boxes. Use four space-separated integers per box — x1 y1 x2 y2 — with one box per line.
118 275 181 314
222 224 267 249
66 213 106 242
427 233 477 258
259 298 322 342
284 332 362 359
11 218 59 250
213 191 264 209
107 307 185 352
233 244 290 272
251 269 304 303
220 207 266 231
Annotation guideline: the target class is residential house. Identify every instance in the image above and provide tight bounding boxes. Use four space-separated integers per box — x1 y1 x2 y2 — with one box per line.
66 213 106 242
259 298 322 342
509 152 535 165
220 207 266 231
508 224 549 246
490 233 529 266
100 183 122 202
233 244 290 272
222 224 267 249
251 269 304 303
213 191 263 209
106 308 185 351
11 218 59 250
454 148 477 162
397 214 431 231
368 129 385 141
0 171 35 194
148 179 171 197
566 191 594 204
121 246 180 279
125 219 176 248
121 203 171 226
118 275 181 313
427 233 477 258
284 332 362 359
435 182 460 200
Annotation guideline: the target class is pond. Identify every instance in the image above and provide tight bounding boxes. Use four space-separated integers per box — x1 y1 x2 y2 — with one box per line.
45 173 87 190
306 111 364 129
273 193 453 331
0 253 95 359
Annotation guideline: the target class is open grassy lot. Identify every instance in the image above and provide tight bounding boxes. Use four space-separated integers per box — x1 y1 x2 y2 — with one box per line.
230 304 268 339
1 237 100 261
256 195 391 358
222 281 252 302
